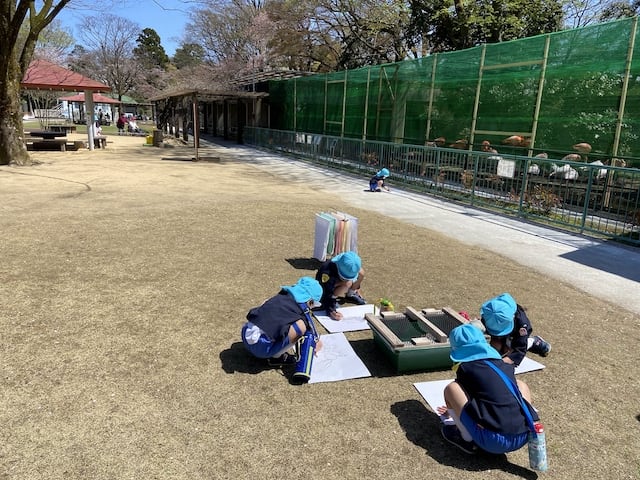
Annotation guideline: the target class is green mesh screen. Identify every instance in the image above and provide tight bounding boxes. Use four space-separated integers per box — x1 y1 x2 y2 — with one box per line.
269 17 640 165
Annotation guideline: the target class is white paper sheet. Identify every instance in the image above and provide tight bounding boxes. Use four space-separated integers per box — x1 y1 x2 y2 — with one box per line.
314 304 373 332
514 356 545 375
413 379 454 422
413 356 545 421
308 332 371 384
313 213 334 261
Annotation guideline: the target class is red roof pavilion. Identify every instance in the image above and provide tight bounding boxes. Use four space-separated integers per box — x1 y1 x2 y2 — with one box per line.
59 92 120 104
21 59 110 92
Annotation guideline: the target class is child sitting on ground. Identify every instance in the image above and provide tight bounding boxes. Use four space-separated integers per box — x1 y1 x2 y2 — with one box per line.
369 168 390 192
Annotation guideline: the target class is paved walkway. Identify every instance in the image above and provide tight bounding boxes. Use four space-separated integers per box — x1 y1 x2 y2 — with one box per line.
208 140 640 315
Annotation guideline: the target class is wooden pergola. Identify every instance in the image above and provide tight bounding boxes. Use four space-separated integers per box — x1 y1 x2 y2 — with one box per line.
149 88 269 160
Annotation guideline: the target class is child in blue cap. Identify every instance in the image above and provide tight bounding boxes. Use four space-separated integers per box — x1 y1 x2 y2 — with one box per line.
441 323 539 455
241 276 323 366
480 293 551 366
369 168 390 192
315 251 366 320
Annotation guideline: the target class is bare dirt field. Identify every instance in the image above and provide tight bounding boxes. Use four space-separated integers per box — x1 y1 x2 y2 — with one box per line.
1 132 639 479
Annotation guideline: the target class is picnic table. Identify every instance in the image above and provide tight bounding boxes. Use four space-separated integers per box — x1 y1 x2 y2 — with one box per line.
27 130 68 151
28 130 68 140
49 125 77 134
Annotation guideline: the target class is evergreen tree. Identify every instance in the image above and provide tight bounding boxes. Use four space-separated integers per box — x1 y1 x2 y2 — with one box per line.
172 43 206 70
134 28 169 70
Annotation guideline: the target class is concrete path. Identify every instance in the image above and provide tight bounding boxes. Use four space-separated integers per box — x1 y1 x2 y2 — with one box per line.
210 141 640 315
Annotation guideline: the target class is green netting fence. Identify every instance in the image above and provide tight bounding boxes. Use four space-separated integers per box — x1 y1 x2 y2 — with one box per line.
244 127 640 245
268 17 640 167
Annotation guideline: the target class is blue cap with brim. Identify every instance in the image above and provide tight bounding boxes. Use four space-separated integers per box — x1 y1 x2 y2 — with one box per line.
331 251 361 282
377 168 390 177
449 323 501 363
481 293 516 336
282 276 323 307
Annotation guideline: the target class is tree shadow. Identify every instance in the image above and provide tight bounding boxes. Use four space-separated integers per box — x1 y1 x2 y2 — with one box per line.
390 399 539 478
285 257 322 271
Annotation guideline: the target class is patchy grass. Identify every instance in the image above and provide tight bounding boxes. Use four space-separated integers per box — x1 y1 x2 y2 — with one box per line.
1 138 639 479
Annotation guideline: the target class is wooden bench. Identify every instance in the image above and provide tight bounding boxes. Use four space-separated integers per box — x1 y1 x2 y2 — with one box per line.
94 136 108 148
66 140 87 151
28 138 67 152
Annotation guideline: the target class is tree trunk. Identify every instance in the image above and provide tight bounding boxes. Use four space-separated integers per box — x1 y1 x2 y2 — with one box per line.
0 55 30 166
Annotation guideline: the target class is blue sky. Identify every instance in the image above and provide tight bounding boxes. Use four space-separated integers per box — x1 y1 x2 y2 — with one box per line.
57 0 195 56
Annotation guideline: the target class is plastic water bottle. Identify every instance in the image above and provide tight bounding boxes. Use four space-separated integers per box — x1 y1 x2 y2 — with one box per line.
292 331 316 384
528 422 548 472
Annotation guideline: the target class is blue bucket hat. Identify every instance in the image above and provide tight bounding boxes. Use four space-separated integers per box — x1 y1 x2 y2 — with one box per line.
282 276 323 307
377 168 390 178
481 293 516 336
449 323 501 363
331 251 361 281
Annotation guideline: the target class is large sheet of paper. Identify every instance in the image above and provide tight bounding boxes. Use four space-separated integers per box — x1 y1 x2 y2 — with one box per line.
413 357 545 421
334 211 358 252
313 213 335 261
314 304 373 332
309 332 372 384
313 211 359 261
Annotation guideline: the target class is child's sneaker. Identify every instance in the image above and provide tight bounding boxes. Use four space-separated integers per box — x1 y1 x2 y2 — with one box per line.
267 352 298 367
345 290 366 305
441 424 478 454
529 335 551 357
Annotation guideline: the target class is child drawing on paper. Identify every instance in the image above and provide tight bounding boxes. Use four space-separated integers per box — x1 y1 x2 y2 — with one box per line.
369 168 390 192
478 293 551 366
241 277 323 367
315 251 366 321
438 323 540 455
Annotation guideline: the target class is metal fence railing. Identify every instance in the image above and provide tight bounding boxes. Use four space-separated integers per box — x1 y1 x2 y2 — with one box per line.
245 127 640 247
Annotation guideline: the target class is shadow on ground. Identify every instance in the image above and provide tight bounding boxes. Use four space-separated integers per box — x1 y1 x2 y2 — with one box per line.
219 341 273 375
560 241 640 282
285 257 323 271
219 342 308 384
348 338 431 379
390 399 538 478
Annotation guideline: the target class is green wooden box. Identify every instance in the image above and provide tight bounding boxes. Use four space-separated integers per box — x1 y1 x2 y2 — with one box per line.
365 307 467 372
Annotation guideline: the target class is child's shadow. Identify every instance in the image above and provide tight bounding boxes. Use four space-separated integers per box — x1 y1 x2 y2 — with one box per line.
219 342 271 375
390 399 538 478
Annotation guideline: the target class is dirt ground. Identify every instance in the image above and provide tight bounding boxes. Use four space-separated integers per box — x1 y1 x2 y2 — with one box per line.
1 132 639 480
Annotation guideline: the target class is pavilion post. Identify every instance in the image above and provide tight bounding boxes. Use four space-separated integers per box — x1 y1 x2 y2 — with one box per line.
85 90 95 151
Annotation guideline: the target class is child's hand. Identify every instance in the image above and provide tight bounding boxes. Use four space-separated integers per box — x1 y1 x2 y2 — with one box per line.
315 338 323 354
436 406 449 417
330 310 343 321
